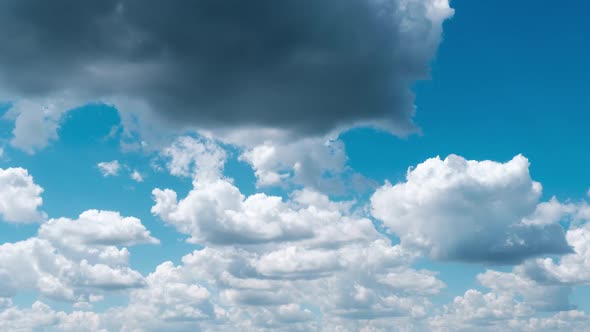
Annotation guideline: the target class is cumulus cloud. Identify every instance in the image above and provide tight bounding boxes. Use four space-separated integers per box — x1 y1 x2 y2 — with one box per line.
0 209 157 303
0 238 145 301
430 266 588 331
159 136 226 180
0 0 454 152
38 209 158 263
239 136 375 194
4 148 590 330
477 270 573 312
430 287 590 332
99 236 439 331
0 167 46 223
519 219 590 285
371 154 572 264
0 301 105 332
145 139 448 329
152 167 388 248
97 160 120 177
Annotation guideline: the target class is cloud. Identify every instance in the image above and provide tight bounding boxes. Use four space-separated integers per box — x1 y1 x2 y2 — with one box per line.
130 170 143 182
0 301 105 332
97 160 120 177
146 139 447 330
519 219 590 285
430 284 589 332
0 238 145 301
0 209 157 302
152 178 322 245
239 136 375 194
477 270 573 312
159 136 226 180
0 0 454 152
0 167 46 223
100 237 440 331
38 210 158 263
371 154 572 264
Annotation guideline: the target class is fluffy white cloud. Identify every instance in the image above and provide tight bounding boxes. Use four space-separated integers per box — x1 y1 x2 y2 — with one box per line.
39 209 158 252
477 270 573 311
103 261 216 331
160 136 226 180
0 301 105 332
0 167 45 223
152 179 318 245
0 237 146 301
430 288 590 332
430 289 534 331
371 154 571 263
522 197 577 226
97 160 120 177
0 209 157 305
239 137 372 194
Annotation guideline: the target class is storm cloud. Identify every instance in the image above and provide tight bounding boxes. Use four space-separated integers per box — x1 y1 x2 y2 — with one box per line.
0 0 453 137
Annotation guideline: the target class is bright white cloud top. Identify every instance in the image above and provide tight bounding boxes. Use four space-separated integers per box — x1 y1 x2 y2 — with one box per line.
0 167 45 223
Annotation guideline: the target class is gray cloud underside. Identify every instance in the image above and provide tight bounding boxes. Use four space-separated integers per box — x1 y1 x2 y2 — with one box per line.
0 0 451 135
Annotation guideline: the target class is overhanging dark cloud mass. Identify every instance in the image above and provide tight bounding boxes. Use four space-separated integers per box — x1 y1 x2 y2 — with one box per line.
0 0 452 135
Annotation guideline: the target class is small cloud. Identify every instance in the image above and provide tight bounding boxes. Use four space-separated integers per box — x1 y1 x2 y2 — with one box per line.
97 160 120 177
131 170 143 183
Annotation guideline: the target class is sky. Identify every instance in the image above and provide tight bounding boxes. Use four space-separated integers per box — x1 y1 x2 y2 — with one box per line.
0 0 589 331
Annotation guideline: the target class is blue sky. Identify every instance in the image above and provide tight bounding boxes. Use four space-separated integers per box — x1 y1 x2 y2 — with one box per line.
0 1 589 331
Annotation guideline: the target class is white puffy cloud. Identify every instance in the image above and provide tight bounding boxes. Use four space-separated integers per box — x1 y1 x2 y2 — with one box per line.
477 270 573 312
239 137 372 194
0 208 157 306
152 179 317 245
38 210 158 259
0 238 76 300
97 160 120 177
371 154 571 263
0 301 105 332
103 261 216 332
430 289 534 331
430 288 590 332
0 167 45 223
0 237 146 301
160 136 226 180
522 196 577 226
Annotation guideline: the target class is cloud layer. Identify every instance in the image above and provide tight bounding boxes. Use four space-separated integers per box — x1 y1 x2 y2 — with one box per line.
0 0 454 153
1 147 590 330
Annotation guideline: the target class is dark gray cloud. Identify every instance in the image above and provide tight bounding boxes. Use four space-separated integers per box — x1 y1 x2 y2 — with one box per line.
0 0 452 135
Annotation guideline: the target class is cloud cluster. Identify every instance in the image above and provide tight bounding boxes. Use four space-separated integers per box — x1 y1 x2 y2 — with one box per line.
0 167 45 223
371 154 572 263
0 0 454 152
0 208 157 304
2 145 590 330
142 139 448 330
239 136 374 194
